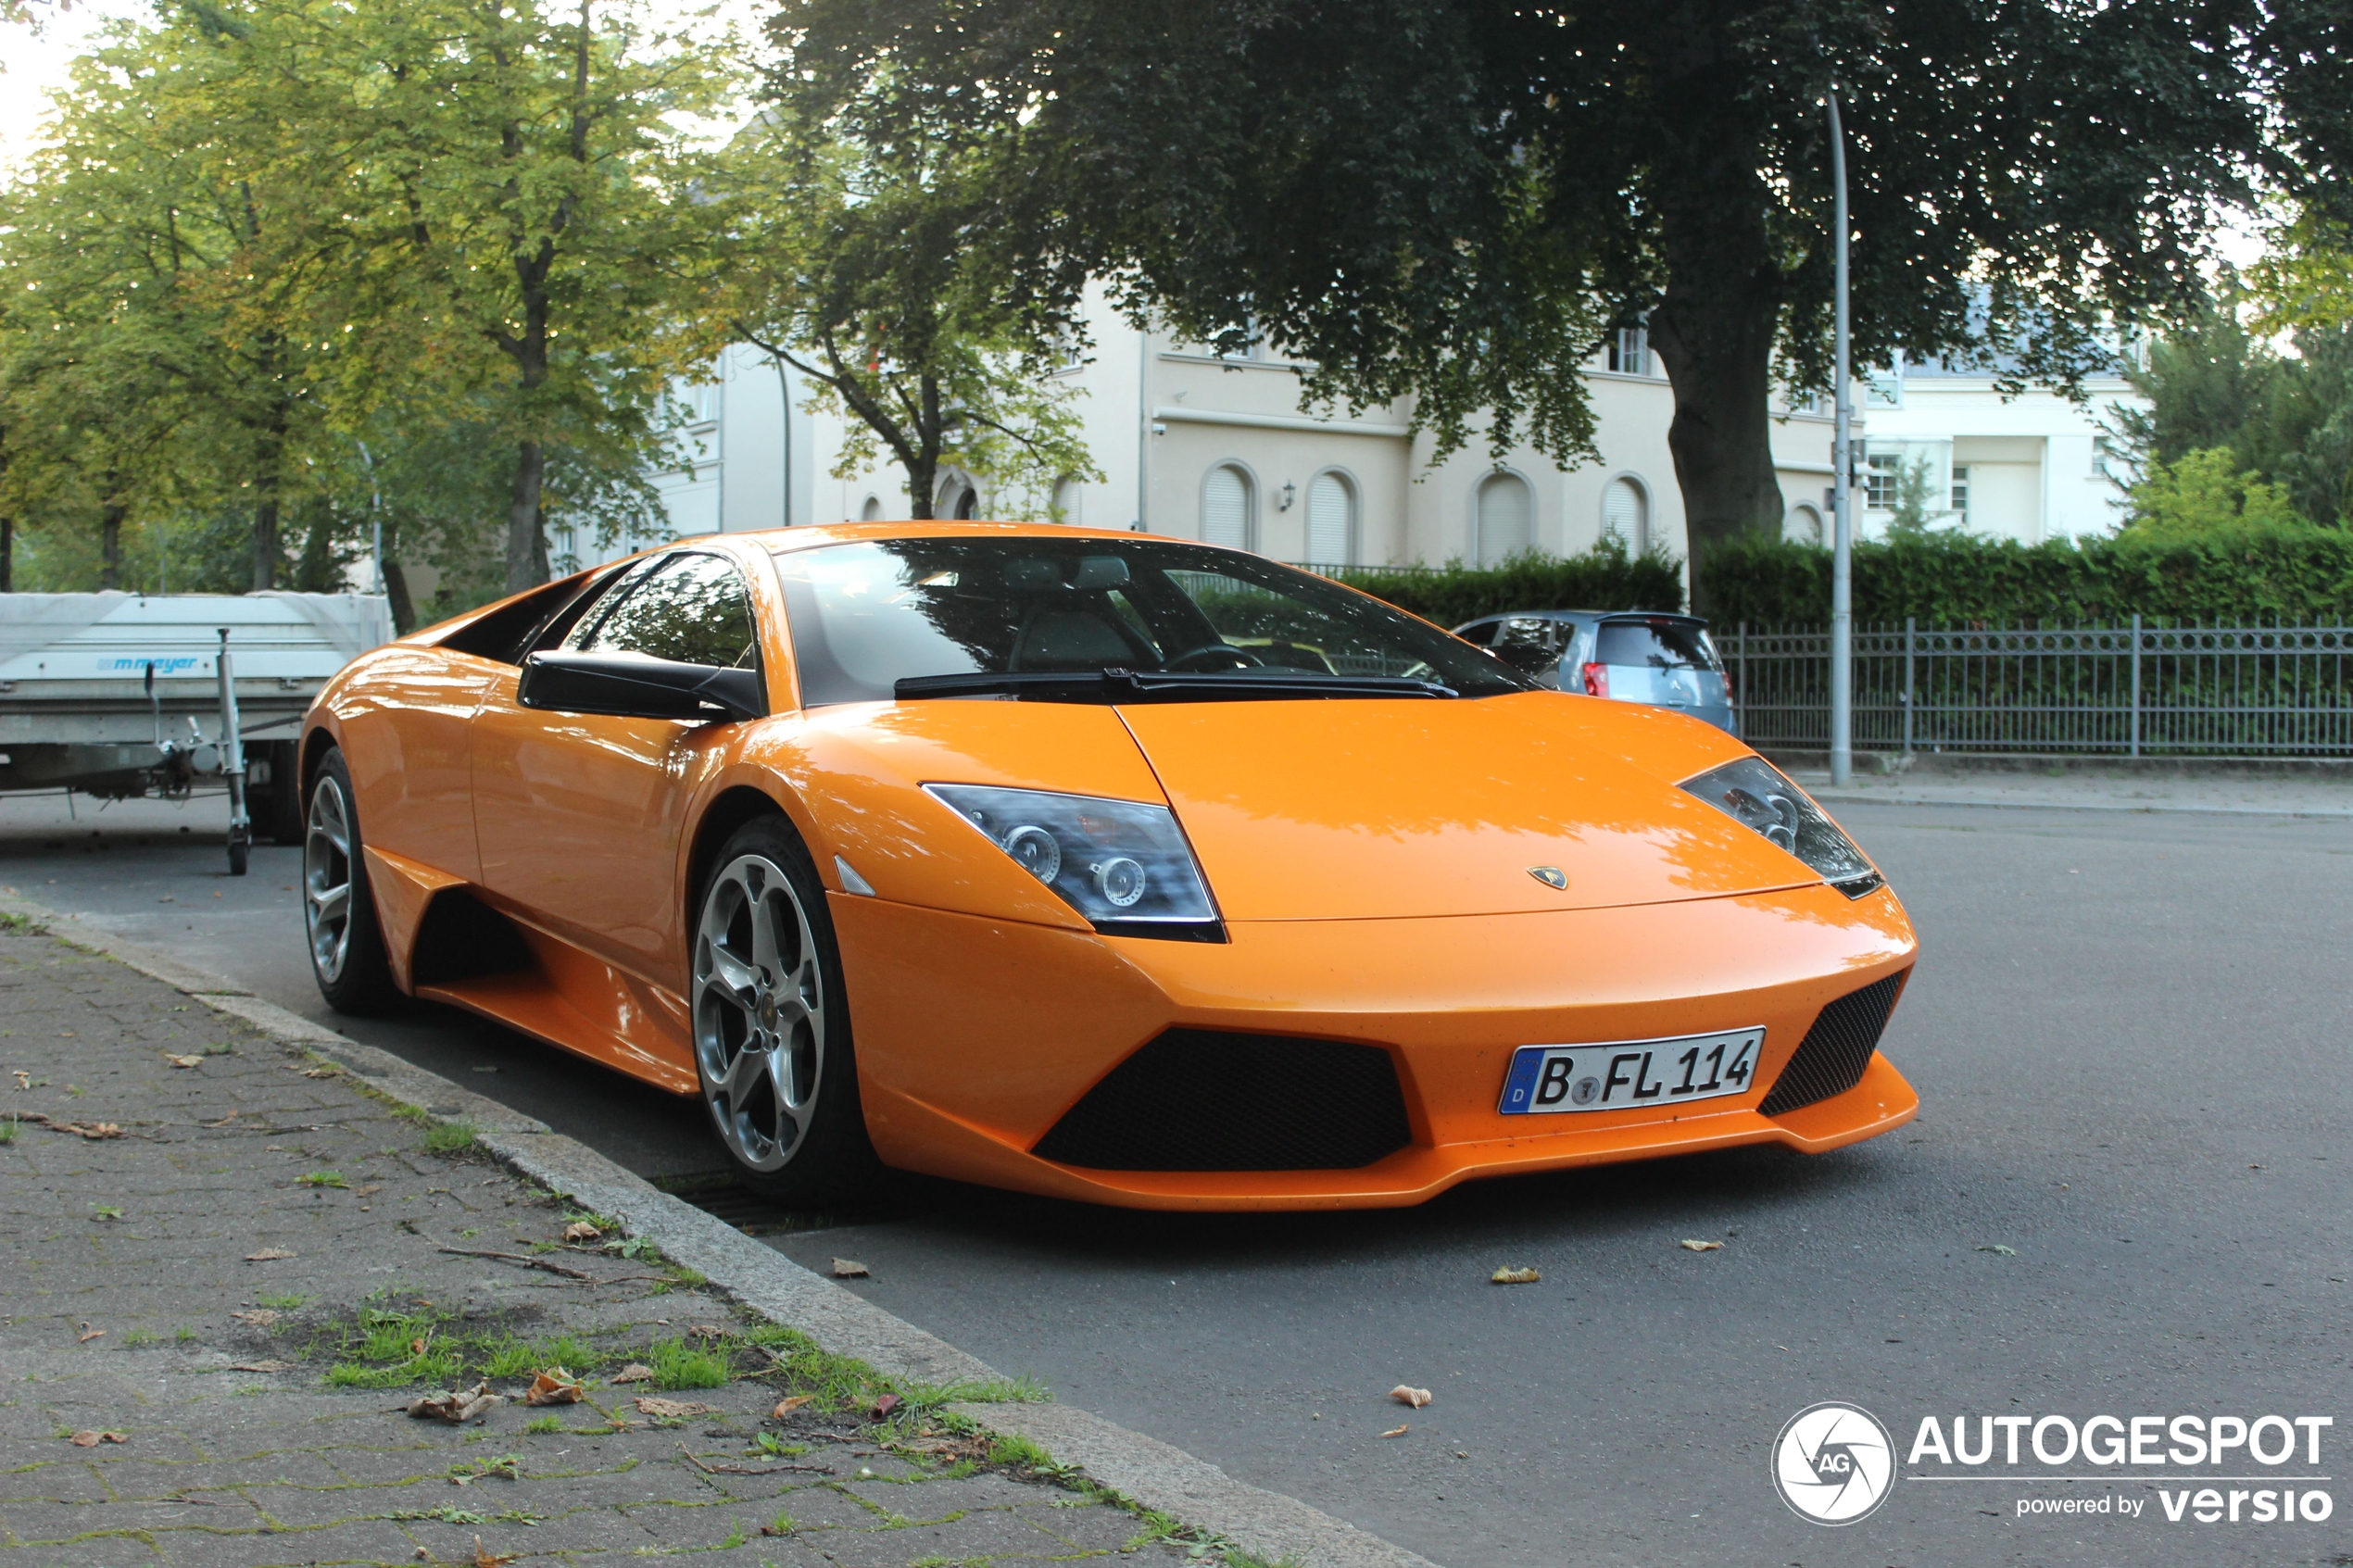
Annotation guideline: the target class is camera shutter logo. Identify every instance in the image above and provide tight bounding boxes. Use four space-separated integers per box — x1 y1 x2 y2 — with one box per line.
1772 1402 1896 1524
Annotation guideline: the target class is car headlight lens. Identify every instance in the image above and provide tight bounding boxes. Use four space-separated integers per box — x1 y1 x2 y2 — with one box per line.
1680 757 1883 898
924 784 1219 930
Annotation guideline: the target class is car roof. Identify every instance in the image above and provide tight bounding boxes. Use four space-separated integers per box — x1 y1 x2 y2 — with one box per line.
1455 609 1709 629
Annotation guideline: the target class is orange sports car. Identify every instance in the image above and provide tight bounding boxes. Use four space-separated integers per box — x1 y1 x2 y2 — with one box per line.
299 523 1918 1210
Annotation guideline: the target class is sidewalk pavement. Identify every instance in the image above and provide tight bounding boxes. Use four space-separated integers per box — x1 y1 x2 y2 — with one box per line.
1773 758 2353 817
0 915 1202 1568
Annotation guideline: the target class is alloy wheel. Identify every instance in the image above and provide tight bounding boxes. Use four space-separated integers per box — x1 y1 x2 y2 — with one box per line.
692 854 824 1173
304 775 356 984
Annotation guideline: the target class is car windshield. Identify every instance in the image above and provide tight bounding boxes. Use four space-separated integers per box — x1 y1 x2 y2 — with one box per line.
773 536 1534 705
1594 619 1722 671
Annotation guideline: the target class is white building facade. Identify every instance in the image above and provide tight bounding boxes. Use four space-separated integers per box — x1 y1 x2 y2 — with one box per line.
635 297 2143 577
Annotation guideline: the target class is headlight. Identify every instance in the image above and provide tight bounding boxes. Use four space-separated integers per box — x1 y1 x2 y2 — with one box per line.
1680 758 1883 898
924 784 1221 934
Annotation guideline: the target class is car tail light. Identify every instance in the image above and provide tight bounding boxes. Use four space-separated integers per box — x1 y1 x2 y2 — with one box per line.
1580 662 1608 698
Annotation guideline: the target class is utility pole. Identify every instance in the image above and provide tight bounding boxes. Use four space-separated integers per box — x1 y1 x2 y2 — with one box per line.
1828 85 1855 787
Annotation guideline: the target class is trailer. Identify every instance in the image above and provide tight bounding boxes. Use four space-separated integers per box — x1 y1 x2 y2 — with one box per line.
0 592 394 873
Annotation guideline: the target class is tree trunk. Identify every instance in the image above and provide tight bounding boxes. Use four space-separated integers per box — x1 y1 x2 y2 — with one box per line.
383 556 418 635
100 501 126 591
1 515 12 594
1641 37 1787 618
904 377 942 520
506 439 547 594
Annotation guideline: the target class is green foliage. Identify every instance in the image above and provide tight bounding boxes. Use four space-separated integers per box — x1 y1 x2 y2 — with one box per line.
480 1334 598 1379
423 1122 477 1156
987 1433 1056 1470
2125 448 2302 537
1886 457 1954 538
0 1119 16 1145
522 1415 564 1435
1327 539 1683 628
643 1336 729 1391
1698 527 2353 626
297 1171 347 1189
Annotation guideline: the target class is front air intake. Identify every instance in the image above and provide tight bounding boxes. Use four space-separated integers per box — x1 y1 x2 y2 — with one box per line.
1758 970 1909 1117
1033 1029 1413 1172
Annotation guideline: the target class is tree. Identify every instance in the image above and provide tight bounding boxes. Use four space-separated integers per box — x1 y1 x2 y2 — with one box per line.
2123 446 2303 538
712 117 1099 520
778 0 2285 607
1885 457 1950 539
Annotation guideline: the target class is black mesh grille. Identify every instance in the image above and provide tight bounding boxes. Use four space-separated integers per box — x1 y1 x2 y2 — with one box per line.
1032 1030 1413 1172
1759 970 1909 1117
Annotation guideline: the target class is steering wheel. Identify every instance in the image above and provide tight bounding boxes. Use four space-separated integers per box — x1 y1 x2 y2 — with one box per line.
1161 642 1260 672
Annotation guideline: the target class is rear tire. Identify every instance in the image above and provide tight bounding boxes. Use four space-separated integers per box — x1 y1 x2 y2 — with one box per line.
689 814 880 1205
253 741 306 845
305 746 398 1014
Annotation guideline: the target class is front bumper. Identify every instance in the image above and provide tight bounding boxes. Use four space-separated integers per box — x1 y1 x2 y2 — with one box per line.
833 882 1919 1210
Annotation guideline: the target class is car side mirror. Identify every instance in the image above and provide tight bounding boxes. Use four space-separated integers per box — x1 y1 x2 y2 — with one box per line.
518 651 765 723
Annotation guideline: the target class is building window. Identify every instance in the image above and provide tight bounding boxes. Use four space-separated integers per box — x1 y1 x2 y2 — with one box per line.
1864 452 1903 509
953 486 980 520
1051 475 1082 524
1606 327 1651 377
1950 466 1970 520
1783 504 1823 546
677 378 721 426
1305 471 1355 565
1476 471 1533 565
1218 314 1265 362
1865 361 1905 408
1202 464 1253 549
860 495 883 522
1603 475 1648 553
551 523 580 574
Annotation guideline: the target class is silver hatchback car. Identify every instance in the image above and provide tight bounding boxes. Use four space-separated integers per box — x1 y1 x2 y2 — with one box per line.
1452 609 1738 734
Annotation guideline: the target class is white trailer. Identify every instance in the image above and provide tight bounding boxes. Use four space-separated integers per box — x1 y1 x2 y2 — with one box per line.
0 591 394 872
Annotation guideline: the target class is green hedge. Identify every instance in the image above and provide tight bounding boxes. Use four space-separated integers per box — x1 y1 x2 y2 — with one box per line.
1330 541 1684 627
1696 524 2353 626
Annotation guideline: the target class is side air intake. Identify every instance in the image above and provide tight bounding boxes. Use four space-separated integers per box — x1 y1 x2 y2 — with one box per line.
1033 1030 1413 1172
1758 970 1909 1117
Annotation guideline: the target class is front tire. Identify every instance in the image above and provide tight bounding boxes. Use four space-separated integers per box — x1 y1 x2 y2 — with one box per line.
689 815 879 1204
305 746 398 1014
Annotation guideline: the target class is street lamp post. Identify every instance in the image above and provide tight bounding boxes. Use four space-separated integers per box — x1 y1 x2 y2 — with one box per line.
1828 86 1855 787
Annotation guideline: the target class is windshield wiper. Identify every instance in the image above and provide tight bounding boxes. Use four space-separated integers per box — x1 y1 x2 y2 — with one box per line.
894 668 1458 701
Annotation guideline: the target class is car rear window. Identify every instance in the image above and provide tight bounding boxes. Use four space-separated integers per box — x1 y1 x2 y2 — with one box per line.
1594 620 1721 671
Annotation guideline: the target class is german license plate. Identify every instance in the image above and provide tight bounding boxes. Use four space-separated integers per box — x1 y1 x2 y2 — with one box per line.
1496 1027 1764 1115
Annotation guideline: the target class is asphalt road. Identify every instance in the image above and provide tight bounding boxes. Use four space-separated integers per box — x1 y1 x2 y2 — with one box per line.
5 789 2347 1568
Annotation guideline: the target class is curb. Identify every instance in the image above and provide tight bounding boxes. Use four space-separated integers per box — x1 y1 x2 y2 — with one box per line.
0 889 1441 1568
1806 789 2353 820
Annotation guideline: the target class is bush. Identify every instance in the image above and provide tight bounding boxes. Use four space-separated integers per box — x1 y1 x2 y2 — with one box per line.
1697 523 2353 626
1330 539 1684 627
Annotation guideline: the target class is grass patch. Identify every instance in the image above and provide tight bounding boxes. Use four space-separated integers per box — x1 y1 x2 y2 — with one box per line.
987 1433 1055 1470
643 1336 729 1391
326 1349 457 1388
120 1330 156 1347
255 1293 308 1311
718 1520 748 1549
0 911 46 935
423 1121 476 1155
175 1327 197 1344
296 1171 346 1189
909 1374 1049 1407
479 1333 599 1379
522 1416 563 1436
90 1203 122 1221
0 1118 17 1145
766 1508 798 1537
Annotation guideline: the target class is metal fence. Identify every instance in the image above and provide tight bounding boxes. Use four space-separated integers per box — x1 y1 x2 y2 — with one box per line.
1719 620 2353 758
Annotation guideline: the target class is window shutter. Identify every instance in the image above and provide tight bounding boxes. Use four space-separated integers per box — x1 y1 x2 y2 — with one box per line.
1604 478 1647 553
1306 474 1352 564
1202 466 1250 548
1477 474 1532 565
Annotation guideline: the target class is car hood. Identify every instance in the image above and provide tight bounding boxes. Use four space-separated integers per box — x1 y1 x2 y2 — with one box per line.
1116 693 1816 920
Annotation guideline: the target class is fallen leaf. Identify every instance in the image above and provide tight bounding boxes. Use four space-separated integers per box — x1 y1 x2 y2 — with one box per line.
68 1430 127 1447
633 1397 711 1420
77 1323 105 1343
773 1395 814 1418
204 1110 240 1126
407 1381 503 1424
831 1258 870 1278
231 1309 279 1327
12 1071 28 1089
1976 1244 2019 1256
472 1536 517 1567
53 1121 123 1140
352 1184 384 1198
409 1336 429 1356
229 1361 294 1374
870 1393 903 1420
562 1220 602 1242
1379 1424 1409 1438
610 1362 657 1385
244 1248 296 1261
1491 1266 1541 1285
1678 1239 1724 1252
686 1323 726 1341
298 1067 337 1079
523 1368 583 1406
165 1055 203 1070
1389 1386 1432 1408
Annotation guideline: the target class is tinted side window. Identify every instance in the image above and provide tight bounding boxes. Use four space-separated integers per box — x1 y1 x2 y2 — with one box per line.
1489 617 1566 674
1595 621 1721 671
569 554 759 669
1455 621 1499 646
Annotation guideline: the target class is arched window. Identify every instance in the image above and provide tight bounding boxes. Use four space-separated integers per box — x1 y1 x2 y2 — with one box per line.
1476 471 1532 565
1305 471 1355 565
859 495 883 522
954 489 979 520
1784 504 1823 546
1051 475 1082 524
1202 464 1252 549
1603 476 1649 553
